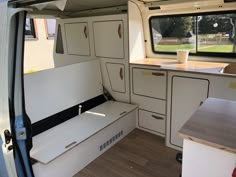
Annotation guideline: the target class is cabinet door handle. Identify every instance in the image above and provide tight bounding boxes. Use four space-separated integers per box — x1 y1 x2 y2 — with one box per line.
65 141 77 149
119 67 123 80
152 72 165 77
120 111 127 116
152 115 164 120
84 25 88 38
199 101 204 106
118 24 122 39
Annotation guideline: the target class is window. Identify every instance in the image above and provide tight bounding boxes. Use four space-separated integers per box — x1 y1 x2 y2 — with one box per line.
55 24 64 54
25 18 36 38
46 19 56 39
150 11 236 58
24 18 55 74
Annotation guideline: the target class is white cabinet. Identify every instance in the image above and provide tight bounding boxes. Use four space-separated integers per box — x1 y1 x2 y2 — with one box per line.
139 110 165 135
65 22 90 56
106 63 125 93
132 68 166 99
169 76 209 148
93 21 124 59
131 66 167 137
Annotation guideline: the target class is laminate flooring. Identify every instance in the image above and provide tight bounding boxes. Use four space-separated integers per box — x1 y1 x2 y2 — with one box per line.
74 129 181 177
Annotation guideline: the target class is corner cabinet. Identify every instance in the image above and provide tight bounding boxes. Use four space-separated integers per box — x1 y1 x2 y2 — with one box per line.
106 63 125 93
93 21 124 59
166 73 209 150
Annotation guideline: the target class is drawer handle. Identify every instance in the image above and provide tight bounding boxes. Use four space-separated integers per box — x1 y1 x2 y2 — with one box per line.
152 115 164 120
152 72 165 77
65 141 77 149
120 111 127 116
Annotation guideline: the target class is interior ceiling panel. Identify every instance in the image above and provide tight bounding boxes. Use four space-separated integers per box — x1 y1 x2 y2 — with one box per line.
11 0 128 12
62 0 128 11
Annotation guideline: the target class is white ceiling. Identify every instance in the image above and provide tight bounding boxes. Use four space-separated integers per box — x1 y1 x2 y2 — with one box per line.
26 0 128 12
63 0 128 11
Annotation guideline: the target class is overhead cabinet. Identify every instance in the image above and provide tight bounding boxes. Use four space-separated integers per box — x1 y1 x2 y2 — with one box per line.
65 22 90 56
93 21 124 59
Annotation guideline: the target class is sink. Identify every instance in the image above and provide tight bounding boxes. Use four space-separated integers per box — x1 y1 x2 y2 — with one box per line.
220 63 236 74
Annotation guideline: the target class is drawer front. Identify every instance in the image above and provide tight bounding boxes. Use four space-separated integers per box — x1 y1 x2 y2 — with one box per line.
139 110 165 135
132 68 167 99
131 94 166 115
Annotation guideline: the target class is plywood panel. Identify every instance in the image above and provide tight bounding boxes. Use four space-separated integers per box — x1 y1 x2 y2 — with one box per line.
170 76 209 147
93 21 124 59
24 60 103 123
65 22 90 56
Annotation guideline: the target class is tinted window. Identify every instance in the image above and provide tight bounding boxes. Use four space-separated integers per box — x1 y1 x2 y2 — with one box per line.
150 12 236 57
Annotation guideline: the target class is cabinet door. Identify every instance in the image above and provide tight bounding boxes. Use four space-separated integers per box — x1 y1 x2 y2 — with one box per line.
170 76 209 147
106 63 125 93
132 68 166 99
93 21 124 59
139 110 165 135
65 22 90 56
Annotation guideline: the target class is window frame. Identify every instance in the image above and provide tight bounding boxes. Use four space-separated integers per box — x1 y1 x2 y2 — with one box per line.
25 18 37 39
149 10 236 58
45 19 56 39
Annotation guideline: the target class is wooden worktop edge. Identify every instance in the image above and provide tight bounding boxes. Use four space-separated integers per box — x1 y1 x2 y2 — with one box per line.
179 132 236 154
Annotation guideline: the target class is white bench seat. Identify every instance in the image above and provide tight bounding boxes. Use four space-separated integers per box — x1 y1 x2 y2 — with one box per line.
31 101 137 164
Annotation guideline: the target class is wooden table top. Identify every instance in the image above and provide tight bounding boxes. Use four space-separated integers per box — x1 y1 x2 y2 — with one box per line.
179 98 236 154
130 58 235 77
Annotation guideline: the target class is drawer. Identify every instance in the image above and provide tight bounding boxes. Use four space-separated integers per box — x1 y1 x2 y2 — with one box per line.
138 110 165 135
132 68 167 100
131 94 166 115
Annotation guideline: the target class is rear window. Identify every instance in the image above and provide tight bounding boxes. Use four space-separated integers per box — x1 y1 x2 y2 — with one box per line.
150 11 236 58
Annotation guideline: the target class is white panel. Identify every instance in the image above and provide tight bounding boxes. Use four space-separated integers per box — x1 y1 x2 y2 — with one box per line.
30 101 137 164
209 76 236 101
128 1 146 62
93 21 124 59
32 109 137 177
170 76 209 147
131 94 166 115
182 140 236 177
64 22 90 56
139 110 165 135
24 60 103 123
133 68 166 99
106 63 125 93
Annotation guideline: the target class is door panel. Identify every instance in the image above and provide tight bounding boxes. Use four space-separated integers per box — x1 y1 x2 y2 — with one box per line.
133 68 166 99
93 21 124 59
106 63 125 93
170 76 209 147
65 22 90 56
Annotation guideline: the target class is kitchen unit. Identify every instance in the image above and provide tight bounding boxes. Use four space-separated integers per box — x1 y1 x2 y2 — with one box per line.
130 58 236 151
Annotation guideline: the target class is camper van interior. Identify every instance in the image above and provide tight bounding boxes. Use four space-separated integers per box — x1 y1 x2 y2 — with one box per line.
0 0 236 177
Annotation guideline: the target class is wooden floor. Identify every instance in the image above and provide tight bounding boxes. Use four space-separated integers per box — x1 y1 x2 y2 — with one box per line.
74 129 182 177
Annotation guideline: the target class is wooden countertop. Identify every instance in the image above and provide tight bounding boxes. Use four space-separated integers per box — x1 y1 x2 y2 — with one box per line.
179 98 236 154
130 58 234 77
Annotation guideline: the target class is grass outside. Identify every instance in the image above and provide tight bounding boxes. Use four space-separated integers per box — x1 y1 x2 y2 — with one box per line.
155 44 234 53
